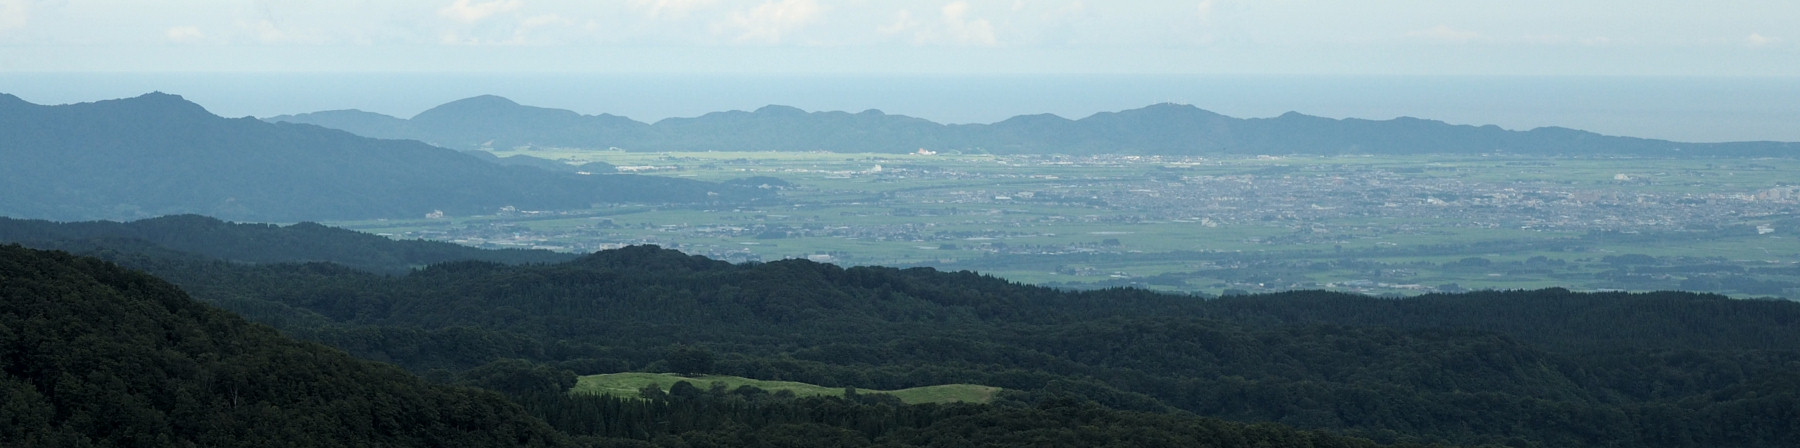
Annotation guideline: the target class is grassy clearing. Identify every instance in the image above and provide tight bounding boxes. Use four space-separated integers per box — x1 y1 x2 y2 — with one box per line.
572 372 1000 405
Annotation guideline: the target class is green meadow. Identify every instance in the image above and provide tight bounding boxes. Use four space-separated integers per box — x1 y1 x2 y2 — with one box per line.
572 372 1001 405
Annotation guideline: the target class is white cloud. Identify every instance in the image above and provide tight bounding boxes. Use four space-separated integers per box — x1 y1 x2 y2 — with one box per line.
1196 0 1214 21
438 0 521 24
725 0 822 44
938 1 996 46
165 26 205 43
1405 25 1478 43
632 0 717 20
0 0 28 32
1746 33 1779 47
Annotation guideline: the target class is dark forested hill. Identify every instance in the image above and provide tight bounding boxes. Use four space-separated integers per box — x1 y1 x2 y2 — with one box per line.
0 244 571 447
268 95 1800 157
0 243 1438 448
0 92 768 222
9 213 1800 447
57 240 1800 447
0 214 577 273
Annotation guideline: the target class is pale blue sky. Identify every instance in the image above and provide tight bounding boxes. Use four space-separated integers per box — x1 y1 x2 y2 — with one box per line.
1 0 1796 75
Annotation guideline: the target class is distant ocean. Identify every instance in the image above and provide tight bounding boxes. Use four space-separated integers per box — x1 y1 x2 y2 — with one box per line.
4 73 1797 143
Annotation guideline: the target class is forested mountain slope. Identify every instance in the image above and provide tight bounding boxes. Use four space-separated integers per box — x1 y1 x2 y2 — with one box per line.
268 95 1800 157
0 243 1448 448
0 92 767 222
8 215 1800 447
0 245 571 447
51 241 1800 447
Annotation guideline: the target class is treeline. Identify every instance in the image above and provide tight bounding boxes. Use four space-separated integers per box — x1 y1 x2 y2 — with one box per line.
517 382 1431 448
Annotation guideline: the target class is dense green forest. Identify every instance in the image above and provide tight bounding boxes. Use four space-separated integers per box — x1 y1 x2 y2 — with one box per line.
1 243 1433 447
6 216 1800 447
0 245 570 447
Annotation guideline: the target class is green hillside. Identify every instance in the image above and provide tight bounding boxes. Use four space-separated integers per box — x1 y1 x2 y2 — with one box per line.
0 242 1436 447
0 244 570 447
11 221 1800 447
573 372 1000 405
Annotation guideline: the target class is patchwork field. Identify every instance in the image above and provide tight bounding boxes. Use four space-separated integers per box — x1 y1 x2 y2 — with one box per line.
335 150 1800 298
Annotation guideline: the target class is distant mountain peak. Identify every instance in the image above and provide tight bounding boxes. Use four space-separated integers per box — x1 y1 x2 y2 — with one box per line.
412 95 524 119
450 94 519 106
1119 102 1213 114
997 113 1073 124
96 91 215 117
131 91 200 106
1095 102 1225 122
753 105 807 116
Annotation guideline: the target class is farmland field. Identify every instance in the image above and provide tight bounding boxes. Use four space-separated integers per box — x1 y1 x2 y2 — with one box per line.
333 150 1800 298
573 372 1000 405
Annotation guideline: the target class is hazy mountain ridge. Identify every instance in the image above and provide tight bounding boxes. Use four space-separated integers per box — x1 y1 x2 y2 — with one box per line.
0 92 768 222
266 95 1800 156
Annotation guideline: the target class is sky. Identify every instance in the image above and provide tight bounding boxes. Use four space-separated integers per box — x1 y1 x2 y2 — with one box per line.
1 0 1797 75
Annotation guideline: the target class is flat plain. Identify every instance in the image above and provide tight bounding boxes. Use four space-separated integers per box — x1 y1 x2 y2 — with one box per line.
334 150 1800 298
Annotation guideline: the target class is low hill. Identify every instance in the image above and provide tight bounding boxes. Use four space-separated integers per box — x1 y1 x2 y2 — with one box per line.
573 372 1000 405
0 244 571 447
268 95 1800 157
0 214 577 273
0 92 768 222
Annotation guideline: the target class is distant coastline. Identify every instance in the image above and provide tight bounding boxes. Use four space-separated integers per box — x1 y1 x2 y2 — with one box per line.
4 73 1798 143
